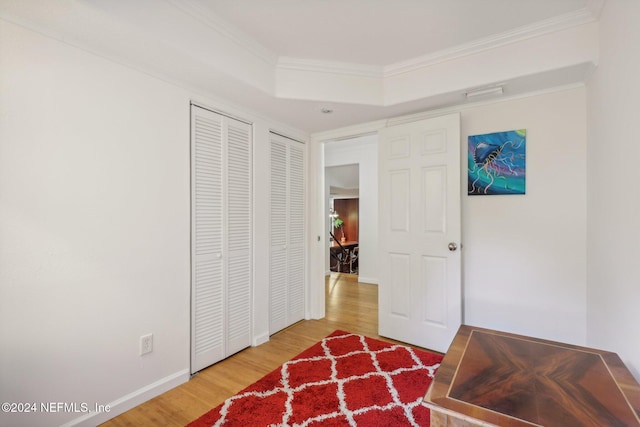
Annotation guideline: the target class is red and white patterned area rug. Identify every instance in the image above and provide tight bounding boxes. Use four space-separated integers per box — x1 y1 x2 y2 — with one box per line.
186 330 443 427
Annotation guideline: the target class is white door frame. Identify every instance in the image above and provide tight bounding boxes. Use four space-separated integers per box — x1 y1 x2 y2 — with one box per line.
307 112 463 329
307 124 385 320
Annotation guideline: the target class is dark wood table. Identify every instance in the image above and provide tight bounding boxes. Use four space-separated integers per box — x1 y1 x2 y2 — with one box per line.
424 325 640 426
331 240 358 250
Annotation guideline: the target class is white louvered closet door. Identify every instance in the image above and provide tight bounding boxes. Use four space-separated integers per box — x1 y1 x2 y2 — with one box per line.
287 143 305 324
269 133 305 334
225 119 252 356
191 107 224 372
191 105 252 373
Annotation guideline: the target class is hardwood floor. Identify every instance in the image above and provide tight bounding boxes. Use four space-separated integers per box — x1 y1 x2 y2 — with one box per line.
101 273 400 426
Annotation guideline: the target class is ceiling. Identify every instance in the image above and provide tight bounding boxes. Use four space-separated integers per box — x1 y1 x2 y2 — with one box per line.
0 0 602 134
203 0 589 66
326 164 359 197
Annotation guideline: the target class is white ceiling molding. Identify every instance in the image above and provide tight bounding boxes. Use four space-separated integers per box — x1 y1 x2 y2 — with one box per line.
277 57 383 79
384 4 601 77
0 0 603 132
164 0 603 87
276 22 598 107
182 1 591 89
274 3 601 81
165 0 278 67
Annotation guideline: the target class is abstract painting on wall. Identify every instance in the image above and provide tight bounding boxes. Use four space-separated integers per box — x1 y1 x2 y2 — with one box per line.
468 129 526 195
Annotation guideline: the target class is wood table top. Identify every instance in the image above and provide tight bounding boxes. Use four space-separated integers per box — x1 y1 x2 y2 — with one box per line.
330 240 358 248
424 325 640 426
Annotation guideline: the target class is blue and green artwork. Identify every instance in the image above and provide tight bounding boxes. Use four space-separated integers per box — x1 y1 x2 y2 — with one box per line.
468 129 526 195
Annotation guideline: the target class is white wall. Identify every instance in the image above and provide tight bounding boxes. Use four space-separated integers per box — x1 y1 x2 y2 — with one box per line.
462 88 588 345
0 20 304 426
586 1 640 380
0 20 187 427
324 135 379 284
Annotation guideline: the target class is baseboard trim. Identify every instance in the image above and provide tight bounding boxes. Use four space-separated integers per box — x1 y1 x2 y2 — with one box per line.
253 331 270 347
62 369 190 427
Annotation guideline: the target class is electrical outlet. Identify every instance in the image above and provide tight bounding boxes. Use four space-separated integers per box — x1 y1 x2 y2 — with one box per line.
140 333 153 356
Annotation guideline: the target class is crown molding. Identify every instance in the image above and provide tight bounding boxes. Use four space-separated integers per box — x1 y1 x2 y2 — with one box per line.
2 0 602 85
164 0 278 66
275 5 600 82
1 0 600 135
384 6 600 77
277 57 383 78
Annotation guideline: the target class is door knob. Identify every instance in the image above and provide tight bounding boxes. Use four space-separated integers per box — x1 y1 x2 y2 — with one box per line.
448 242 457 251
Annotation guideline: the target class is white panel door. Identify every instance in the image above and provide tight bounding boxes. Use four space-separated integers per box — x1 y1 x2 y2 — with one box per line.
191 106 252 373
269 133 305 334
378 113 461 353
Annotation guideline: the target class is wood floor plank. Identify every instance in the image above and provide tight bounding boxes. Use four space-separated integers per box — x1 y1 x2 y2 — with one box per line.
100 273 403 426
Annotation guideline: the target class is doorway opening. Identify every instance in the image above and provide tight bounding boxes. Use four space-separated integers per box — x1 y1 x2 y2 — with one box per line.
322 135 379 325
323 134 378 286
326 164 359 275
